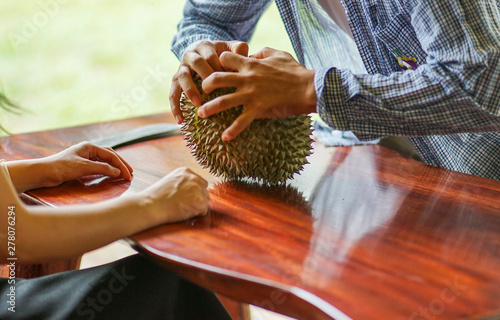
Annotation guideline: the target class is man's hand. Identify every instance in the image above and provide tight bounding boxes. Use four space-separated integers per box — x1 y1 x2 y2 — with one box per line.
170 40 249 124
198 47 317 141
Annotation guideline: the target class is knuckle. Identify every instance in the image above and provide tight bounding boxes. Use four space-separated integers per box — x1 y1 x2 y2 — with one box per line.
191 55 204 66
261 47 273 56
206 51 219 61
219 51 230 61
169 100 178 111
169 87 180 100
182 49 195 62
178 65 192 78
197 40 213 49
79 141 92 149
244 72 258 83
168 88 176 100
218 96 234 109
229 40 243 47
246 59 258 68
240 95 250 107
232 118 245 128
169 95 177 105
247 87 259 97
168 93 175 104
178 167 191 174
210 72 223 84
213 41 228 50
218 98 228 109
171 72 179 82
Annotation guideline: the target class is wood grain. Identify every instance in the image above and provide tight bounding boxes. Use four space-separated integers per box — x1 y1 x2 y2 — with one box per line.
1 113 499 320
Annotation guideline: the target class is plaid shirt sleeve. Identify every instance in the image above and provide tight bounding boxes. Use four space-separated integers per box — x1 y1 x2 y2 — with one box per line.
316 0 500 141
171 0 273 60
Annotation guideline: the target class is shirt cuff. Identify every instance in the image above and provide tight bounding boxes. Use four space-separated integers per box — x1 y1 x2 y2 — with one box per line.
171 35 216 61
314 67 349 131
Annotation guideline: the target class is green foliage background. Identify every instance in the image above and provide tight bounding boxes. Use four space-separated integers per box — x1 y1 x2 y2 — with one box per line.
0 1 293 135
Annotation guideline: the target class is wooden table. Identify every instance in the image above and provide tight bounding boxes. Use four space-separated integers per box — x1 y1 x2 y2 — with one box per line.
1 113 500 320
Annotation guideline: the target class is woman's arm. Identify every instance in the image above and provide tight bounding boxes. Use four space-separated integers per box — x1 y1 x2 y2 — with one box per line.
6 142 133 193
12 167 208 263
171 0 273 60
0 144 209 263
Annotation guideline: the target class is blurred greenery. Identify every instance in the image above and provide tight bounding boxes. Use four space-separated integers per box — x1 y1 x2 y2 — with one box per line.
0 1 293 136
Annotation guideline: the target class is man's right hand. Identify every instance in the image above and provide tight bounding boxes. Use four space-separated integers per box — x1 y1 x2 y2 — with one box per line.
169 40 249 124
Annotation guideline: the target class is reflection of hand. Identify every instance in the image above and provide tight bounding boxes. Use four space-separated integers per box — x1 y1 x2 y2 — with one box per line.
140 167 210 224
198 47 317 141
170 40 249 124
7 142 133 193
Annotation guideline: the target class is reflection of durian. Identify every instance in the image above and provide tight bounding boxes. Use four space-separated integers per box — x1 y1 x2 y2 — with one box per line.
180 75 313 184
212 181 312 215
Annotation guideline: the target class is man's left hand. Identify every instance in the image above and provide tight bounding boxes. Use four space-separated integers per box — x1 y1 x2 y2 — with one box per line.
198 47 317 141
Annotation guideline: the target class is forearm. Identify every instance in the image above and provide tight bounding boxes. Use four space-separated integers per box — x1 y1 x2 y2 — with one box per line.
6 158 55 193
172 24 236 60
171 0 272 59
315 64 500 140
5 143 133 194
15 193 160 263
315 0 500 140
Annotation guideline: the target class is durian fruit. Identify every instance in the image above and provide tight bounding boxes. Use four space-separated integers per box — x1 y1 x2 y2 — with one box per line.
180 75 313 184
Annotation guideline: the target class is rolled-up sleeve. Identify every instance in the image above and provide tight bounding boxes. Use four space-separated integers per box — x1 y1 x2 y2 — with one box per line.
171 0 273 60
316 0 500 141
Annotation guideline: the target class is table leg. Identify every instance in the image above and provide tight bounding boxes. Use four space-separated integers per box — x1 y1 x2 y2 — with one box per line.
217 294 251 320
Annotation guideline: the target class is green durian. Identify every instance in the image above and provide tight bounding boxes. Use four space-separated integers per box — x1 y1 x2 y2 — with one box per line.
180 75 313 184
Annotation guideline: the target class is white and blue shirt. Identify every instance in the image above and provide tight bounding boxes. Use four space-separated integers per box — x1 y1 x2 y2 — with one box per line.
172 0 500 180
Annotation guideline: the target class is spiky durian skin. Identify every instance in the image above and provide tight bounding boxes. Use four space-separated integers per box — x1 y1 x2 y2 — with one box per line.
180 77 313 184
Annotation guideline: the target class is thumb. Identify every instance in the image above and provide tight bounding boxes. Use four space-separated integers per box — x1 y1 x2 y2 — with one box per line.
219 51 247 72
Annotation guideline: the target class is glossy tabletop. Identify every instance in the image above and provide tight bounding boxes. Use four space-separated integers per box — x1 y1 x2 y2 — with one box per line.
1 113 499 320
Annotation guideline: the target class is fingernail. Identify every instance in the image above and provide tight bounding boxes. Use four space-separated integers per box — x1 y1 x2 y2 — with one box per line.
174 115 182 124
198 108 205 118
221 132 230 141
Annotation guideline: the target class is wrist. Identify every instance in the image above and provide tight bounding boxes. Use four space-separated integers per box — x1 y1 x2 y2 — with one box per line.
36 156 72 189
104 192 163 236
301 69 318 114
6 159 50 193
134 191 165 226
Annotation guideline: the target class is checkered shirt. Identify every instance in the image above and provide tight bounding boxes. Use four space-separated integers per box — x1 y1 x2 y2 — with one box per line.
172 0 500 180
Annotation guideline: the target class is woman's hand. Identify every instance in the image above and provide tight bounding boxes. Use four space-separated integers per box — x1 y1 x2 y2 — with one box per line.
9 166 208 263
7 142 133 193
198 47 317 141
44 142 133 184
140 167 209 224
